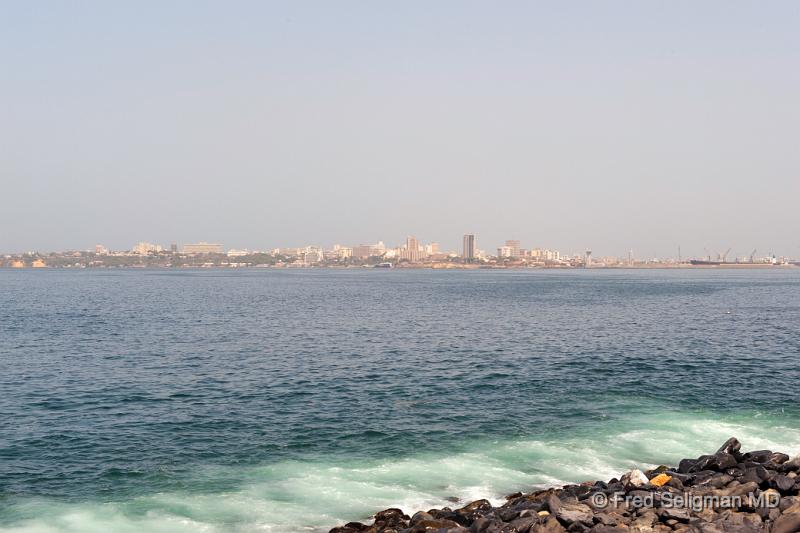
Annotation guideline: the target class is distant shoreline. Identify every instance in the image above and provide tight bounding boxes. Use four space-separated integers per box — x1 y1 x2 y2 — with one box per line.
1 263 797 270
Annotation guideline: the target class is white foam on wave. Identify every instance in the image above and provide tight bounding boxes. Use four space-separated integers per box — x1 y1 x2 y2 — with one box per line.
4 411 800 533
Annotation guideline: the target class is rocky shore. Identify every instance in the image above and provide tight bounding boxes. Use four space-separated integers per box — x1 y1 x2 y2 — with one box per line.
330 439 800 533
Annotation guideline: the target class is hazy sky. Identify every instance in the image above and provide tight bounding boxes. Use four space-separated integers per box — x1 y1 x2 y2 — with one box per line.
2 1 799 258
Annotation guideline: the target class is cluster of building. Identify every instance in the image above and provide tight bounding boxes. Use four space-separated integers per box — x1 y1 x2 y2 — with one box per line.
494 239 562 262
270 235 568 266
3 236 796 269
1 235 572 268
128 242 221 255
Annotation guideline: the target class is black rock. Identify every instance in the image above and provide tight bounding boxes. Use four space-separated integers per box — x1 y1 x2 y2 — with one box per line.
740 466 768 485
742 450 773 463
771 474 795 492
553 501 594 526
508 516 539 533
560 485 591 501
658 507 691 522
770 453 791 465
430 509 462 523
709 473 734 488
690 455 717 472
545 494 562 514
469 517 504 533
496 508 519 522
411 511 435 525
771 512 800 533
457 500 494 524
372 508 410 529
725 468 745 479
714 452 739 470
690 470 716 484
679 458 699 473
340 522 369 531
665 471 691 482
665 476 684 490
717 437 742 457
781 456 800 473
727 481 759 497
511 500 544 513
566 523 589 533
411 518 462 532
507 499 543 514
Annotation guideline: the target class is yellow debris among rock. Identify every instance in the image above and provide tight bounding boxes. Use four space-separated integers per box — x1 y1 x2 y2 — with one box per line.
537 510 550 517
650 473 672 487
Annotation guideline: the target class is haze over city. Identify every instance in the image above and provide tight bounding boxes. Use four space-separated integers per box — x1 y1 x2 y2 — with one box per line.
6 4 800 533
2 1 799 257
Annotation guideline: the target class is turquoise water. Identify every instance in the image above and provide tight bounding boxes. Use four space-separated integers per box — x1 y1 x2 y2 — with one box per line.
1 269 799 532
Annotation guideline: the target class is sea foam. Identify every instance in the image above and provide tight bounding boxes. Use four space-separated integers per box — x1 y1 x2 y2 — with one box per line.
3 410 799 533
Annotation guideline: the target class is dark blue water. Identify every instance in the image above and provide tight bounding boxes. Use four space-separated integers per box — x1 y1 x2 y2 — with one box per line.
1 269 799 532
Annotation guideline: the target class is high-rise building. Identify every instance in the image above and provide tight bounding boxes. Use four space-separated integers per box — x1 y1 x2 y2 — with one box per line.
505 240 521 258
463 234 476 262
401 236 421 262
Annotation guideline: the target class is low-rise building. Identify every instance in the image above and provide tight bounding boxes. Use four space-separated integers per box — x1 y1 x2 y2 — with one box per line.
227 249 250 257
183 242 223 254
132 242 162 255
352 241 386 258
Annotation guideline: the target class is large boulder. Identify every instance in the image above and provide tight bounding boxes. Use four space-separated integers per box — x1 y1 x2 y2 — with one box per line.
717 437 742 457
456 500 494 524
373 508 410 529
620 469 649 488
742 450 773 463
553 502 594 526
411 511 435 525
409 518 461 532
678 458 697 474
710 452 738 471
772 474 796 492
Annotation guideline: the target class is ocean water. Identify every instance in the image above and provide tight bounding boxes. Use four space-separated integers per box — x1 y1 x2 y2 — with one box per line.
1 268 799 532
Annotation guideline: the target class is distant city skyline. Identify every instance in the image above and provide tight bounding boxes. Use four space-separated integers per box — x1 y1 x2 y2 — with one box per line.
2 2 799 257
1 232 795 264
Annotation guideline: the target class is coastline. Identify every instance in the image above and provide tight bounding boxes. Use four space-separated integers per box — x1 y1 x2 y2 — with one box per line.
330 439 800 533
1 263 797 270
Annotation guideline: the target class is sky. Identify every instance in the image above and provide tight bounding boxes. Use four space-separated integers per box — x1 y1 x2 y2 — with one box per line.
1 1 799 259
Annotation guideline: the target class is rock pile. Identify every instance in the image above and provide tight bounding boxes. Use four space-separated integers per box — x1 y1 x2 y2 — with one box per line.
329 439 800 533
